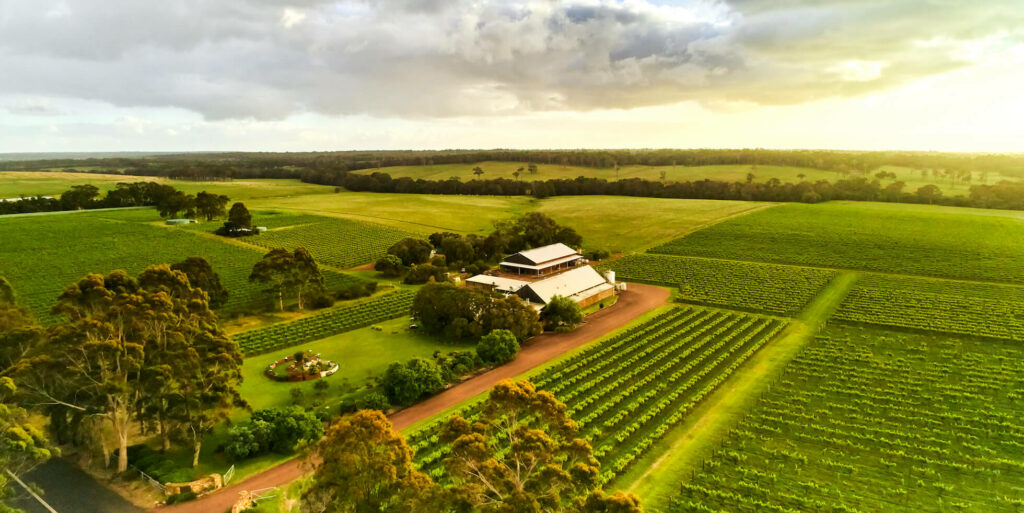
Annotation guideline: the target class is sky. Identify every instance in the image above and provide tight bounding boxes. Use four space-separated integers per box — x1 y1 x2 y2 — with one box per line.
1 0 1022 153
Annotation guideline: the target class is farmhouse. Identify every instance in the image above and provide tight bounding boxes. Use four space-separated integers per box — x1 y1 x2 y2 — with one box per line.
499 243 583 276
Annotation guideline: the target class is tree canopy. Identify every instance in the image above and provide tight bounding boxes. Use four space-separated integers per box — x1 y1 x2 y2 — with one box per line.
249 247 325 311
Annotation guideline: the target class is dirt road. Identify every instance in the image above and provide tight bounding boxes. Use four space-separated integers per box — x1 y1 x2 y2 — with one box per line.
161 283 669 513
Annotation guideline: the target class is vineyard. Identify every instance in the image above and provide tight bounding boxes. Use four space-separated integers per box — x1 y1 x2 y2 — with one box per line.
408 306 788 485
833 274 1024 341
238 212 420 269
670 325 1024 513
649 202 1024 284
232 289 417 355
0 208 364 322
603 254 836 315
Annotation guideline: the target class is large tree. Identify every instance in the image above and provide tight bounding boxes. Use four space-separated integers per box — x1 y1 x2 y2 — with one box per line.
228 202 252 228
194 191 230 221
380 358 445 406
17 267 243 472
250 247 325 311
171 256 229 308
441 380 603 513
157 190 196 219
476 329 519 365
387 238 433 267
302 410 438 513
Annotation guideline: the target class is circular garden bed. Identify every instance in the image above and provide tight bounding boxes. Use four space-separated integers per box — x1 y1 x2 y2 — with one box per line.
265 350 339 382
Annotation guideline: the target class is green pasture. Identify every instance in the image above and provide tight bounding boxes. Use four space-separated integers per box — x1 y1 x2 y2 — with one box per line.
536 196 771 253
651 201 1024 284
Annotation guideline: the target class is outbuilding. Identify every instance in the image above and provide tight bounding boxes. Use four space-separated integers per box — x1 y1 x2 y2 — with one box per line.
499 243 583 276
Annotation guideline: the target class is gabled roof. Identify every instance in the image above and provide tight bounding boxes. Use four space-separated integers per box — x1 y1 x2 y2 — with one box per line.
504 243 579 266
519 266 610 304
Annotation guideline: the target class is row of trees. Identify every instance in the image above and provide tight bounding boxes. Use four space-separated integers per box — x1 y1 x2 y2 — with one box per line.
7 149 1023 182
340 172 1024 210
2 265 246 475
302 380 642 513
0 181 229 217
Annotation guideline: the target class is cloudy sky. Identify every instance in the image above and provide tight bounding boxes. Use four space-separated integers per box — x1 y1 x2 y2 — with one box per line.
1 0 1022 153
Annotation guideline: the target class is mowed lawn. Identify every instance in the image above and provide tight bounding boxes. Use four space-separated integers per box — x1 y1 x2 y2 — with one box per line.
537 196 772 253
651 201 1024 284
239 316 467 412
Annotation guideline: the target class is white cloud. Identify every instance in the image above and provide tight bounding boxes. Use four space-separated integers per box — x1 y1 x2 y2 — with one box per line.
280 7 306 29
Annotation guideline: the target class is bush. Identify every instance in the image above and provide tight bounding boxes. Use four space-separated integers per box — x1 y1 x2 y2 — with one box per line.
540 295 583 331
225 407 324 460
585 249 611 261
464 260 490 275
430 255 447 267
476 329 520 365
306 292 335 309
356 391 391 412
374 255 405 277
335 281 378 300
381 357 445 406
403 264 447 285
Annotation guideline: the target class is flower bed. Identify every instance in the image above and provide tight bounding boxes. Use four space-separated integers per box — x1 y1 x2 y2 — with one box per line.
264 350 340 382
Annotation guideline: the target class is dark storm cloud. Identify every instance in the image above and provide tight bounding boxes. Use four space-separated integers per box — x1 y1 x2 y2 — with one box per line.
0 0 1019 120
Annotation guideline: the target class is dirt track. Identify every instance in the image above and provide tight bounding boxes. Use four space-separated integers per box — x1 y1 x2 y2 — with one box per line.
160 283 669 513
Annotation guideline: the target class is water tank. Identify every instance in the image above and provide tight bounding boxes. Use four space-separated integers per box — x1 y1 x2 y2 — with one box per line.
604 270 615 284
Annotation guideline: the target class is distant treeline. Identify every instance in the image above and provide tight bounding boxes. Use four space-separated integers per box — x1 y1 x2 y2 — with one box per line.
3 148 1024 181
339 172 1024 211
0 181 201 216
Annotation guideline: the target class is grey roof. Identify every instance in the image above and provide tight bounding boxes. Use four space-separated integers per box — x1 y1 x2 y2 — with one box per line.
509 243 579 266
466 275 529 293
520 266 611 304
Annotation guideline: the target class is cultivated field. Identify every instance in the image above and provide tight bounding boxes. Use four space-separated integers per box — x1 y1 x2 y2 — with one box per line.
672 325 1024 513
409 306 789 484
833 273 1024 340
604 254 837 315
650 202 1024 283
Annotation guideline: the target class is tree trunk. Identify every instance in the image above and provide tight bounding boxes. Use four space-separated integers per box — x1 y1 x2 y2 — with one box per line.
117 429 129 473
278 290 284 312
160 418 171 452
192 439 202 468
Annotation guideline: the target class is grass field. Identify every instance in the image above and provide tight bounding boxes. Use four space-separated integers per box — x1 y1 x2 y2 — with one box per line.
354 161 842 184
0 171 335 201
650 202 1024 284
670 324 1024 513
536 197 771 253
0 208 364 322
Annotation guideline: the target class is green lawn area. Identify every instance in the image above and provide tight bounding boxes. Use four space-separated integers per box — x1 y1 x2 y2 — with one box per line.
537 196 772 253
252 191 537 234
239 316 467 412
650 201 1024 284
